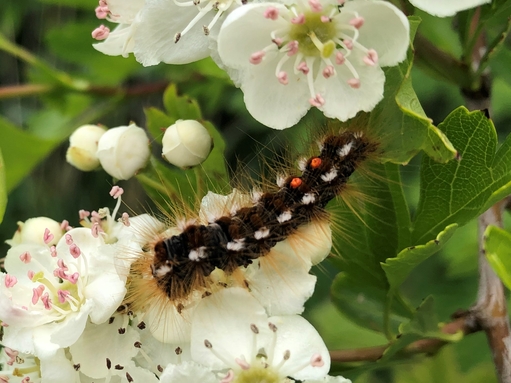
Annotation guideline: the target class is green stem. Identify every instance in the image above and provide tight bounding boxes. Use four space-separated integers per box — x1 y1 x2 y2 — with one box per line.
384 292 395 341
0 32 87 91
0 84 54 100
414 34 473 88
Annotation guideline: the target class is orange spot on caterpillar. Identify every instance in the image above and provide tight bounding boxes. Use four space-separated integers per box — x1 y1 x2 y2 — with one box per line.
310 157 322 168
290 178 302 188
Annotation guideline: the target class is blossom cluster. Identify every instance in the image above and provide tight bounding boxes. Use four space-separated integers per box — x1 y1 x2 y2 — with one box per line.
0 188 347 383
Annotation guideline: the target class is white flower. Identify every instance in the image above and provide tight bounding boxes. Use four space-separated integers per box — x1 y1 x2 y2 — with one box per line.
66 124 107 172
92 0 145 57
160 361 218 383
217 0 410 129
6 217 64 247
306 377 352 383
162 120 213 168
0 347 75 383
96 123 151 180
0 227 127 358
409 0 491 17
190 288 331 382
131 0 246 66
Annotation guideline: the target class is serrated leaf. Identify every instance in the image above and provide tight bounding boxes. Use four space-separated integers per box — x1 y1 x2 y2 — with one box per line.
484 225 511 290
412 107 511 244
354 16 456 164
163 84 202 121
382 223 458 290
331 273 412 334
381 296 462 361
0 116 59 192
0 148 6 224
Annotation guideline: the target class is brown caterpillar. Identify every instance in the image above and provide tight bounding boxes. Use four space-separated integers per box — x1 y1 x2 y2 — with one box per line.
142 129 377 303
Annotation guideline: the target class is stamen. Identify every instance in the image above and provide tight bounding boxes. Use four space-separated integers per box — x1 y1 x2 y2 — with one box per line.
69 244 81 258
320 15 330 23
50 246 57 257
264 6 279 20
363 49 378 66
308 0 322 12
5 275 17 288
178 2 215 40
221 370 235 383
344 39 353 50
235 357 250 370
277 71 288 85
20 252 31 263
95 5 109 19
121 212 130 227
91 25 110 40
286 40 299 56
335 51 345 65
57 290 70 304
291 14 305 24
250 324 259 334
79 210 90 220
309 94 325 107
349 16 364 29
322 65 335 78
110 186 124 199
41 293 52 309
65 234 73 245
310 353 324 367
250 51 265 64
43 228 54 244
61 220 71 231
32 285 45 305
297 61 309 75
347 78 360 89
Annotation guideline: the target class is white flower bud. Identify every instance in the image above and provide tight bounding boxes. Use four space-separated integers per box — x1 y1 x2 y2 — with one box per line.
66 125 107 171
162 119 213 168
96 123 151 180
6 217 63 247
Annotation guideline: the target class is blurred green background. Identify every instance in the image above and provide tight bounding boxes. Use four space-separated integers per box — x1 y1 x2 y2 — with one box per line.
1 1 511 382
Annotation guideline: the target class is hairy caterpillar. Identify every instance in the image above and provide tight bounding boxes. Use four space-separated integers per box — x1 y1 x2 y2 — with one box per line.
125 128 377 318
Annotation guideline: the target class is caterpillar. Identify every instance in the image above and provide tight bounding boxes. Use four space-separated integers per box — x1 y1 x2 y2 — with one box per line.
126 128 377 313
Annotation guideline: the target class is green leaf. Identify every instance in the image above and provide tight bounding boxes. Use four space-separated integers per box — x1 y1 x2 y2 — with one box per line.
382 223 458 290
163 84 202 122
381 296 462 361
331 273 412 334
38 0 95 9
0 116 59 192
412 107 511 244
145 107 174 144
484 225 511 290
355 16 456 164
329 163 414 333
198 120 229 194
0 147 6 224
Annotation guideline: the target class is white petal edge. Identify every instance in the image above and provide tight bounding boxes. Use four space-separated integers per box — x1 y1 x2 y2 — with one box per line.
409 0 491 17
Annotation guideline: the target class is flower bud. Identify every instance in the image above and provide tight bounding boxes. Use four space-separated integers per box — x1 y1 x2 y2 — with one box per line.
96 123 151 180
162 119 213 168
6 217 63 247
66 125 107 171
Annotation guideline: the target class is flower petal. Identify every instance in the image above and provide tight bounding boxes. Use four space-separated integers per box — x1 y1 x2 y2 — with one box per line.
144 302 194 344
190 288 270 369
69 317 140 379
133 0 213 66
269 315 330 380
160 361 218 383
316 51 385 121
409 0 491 17
338 0 410 67
40 349 76 383
107 0 145 23
304 376 353 383
93 24 136 58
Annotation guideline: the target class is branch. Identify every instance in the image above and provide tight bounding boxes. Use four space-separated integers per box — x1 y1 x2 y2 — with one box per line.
474 201 511 383
0 81 170 100
330 313 480 363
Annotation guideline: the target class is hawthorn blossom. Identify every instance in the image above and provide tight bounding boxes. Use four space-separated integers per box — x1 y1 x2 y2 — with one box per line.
217 0 410 129
131 0 247 66
0 347 75 383
409 0 491 17
6 217 65 247
190 288 332 382
92 0 145 57
0 227 127 358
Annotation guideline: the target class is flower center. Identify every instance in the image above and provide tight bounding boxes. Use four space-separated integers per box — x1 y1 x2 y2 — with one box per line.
233 364 281 383
288 11 336 57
